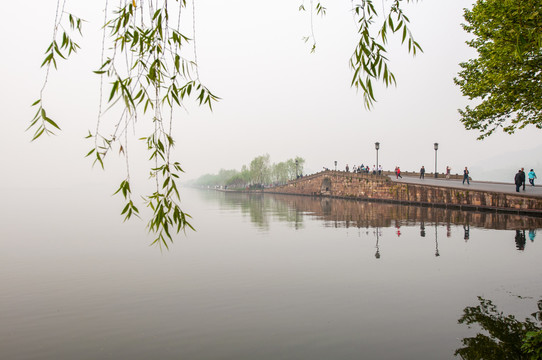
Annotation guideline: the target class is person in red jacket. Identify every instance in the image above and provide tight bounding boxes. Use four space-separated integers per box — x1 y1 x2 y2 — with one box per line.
395 166 402 179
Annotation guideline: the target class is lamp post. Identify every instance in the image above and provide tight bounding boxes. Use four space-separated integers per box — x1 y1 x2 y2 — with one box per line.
334 160 337 171
375 142 380 175
434 143 439 178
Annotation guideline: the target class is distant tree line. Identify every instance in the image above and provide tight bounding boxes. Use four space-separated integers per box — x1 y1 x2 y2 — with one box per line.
190 154 305 189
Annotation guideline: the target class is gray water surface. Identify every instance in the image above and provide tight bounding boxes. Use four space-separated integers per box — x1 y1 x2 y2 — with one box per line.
1 187 541 359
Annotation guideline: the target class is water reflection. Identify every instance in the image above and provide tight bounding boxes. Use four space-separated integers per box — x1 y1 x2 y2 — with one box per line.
374 227 381 259
200 190 542 234
197 190 305 231
435 225 440 257
456 297 542 359
516 230 527 251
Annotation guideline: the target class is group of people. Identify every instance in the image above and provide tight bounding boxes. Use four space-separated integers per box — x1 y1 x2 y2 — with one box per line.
514 168 537 192
340 164 538 193
417 165 468 183
346 164 383 175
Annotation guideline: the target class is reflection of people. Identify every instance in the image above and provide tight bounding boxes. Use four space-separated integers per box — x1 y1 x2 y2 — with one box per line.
395 223 401 237
446 224 451 238
515 230 526 250
420 222 426 237
463 225 470 242
529 229 536 242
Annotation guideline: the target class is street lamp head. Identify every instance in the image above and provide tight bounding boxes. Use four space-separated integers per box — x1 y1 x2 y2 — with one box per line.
434 143 439 151
375 142 380 150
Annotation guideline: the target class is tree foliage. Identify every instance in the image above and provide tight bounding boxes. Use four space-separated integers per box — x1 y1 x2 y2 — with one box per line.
455 0 542 139
192 155 305 188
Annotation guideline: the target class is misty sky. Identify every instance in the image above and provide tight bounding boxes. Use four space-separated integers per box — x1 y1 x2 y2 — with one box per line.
1 0 540 190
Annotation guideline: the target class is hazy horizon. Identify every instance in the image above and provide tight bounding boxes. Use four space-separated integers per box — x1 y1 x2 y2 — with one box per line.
2 0 540 190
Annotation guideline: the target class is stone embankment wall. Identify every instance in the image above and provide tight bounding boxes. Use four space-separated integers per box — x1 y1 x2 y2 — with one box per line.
264 171 542 216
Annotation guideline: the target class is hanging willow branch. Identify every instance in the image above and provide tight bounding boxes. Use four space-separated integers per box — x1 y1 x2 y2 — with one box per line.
301 0 422 108
30 0 218 249
30 0 421 248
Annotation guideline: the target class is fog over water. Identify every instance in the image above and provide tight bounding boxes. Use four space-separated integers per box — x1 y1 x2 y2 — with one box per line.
1 188 541 359
1 1 541 357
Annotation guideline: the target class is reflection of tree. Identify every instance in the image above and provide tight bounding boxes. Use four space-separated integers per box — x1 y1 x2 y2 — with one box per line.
455 297 542 359
201 191 304 230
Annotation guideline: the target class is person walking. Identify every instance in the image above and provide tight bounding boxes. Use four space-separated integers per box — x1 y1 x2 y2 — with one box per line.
420 166 425 179
446 166 451 180
345 164 349 172
397 166 402 179
462 167 470 185
515 169 523 192
528 169 537 186
520 167 526 191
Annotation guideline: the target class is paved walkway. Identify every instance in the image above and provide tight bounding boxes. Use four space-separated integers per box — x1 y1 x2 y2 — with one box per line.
390 175 542 198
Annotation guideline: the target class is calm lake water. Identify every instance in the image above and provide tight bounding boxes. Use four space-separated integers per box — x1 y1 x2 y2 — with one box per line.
1 187 541 359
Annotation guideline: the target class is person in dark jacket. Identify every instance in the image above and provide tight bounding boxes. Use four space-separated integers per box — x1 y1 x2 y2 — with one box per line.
520 167 526 190
463 167 470 185
420 166 425 179
515 169 523 192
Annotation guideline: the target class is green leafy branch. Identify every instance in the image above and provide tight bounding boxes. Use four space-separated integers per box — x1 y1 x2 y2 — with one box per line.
299 1 326 53
299 0 421 108
350 0 422 108
82 0 218 247
29 9 84 141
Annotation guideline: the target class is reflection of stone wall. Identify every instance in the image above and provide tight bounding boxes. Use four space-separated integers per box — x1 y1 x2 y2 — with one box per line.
268 194 542 230
264 171 542 217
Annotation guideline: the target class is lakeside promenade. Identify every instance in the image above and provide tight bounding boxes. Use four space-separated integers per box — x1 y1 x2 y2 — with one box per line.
391 175 542 198
260 170 542 216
